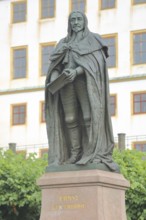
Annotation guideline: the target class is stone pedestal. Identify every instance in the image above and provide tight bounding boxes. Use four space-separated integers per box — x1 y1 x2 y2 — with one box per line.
37 169 130 220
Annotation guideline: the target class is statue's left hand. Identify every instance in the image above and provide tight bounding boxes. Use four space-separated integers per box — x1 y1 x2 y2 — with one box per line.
63 69 77 82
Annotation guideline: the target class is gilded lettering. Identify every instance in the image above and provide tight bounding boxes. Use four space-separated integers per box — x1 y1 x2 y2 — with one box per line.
59 195 78 201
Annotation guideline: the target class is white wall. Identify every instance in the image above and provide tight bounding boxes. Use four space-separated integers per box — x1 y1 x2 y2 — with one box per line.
0 0 146 148
110 79 146 136
0 90 47 147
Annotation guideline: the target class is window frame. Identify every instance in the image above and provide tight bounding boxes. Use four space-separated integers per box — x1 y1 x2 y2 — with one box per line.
40 42 56 77
69 0 87 13
109 94 117 117
11 0 27 24
132 0 146 5
11 103 27 126
132 91 146 115
11 45 28 80
132 141 146 152
40 101 45 123
131 30 146 66
16 150 27 157
102 33 118 68
99 0 116 10
39 148 48 157
40 0 56 19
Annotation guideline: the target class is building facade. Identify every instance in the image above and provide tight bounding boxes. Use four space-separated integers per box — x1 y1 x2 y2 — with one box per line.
0 0 146 155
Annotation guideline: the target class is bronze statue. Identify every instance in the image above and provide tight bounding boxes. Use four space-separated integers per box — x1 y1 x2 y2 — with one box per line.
45 11 119 172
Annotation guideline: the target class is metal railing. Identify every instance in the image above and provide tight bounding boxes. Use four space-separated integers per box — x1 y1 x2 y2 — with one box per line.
1 134 146 156
114 134 146 149
1 143 48 157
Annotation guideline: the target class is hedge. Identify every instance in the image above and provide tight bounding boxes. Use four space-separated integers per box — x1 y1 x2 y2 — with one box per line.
113 149 146 220
0 150 47 220
0 148 146 220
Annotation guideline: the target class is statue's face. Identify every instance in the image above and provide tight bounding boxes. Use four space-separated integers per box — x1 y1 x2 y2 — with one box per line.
70 12 84 33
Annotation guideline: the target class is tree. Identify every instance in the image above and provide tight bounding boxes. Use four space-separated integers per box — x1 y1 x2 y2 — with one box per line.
0 148 146 220
113 149 146 220
0 149 47 220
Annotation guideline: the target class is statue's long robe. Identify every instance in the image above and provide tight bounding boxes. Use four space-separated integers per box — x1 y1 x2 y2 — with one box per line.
45 32 116 171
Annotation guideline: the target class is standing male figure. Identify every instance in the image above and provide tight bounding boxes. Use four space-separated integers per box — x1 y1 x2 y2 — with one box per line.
45 11 117 171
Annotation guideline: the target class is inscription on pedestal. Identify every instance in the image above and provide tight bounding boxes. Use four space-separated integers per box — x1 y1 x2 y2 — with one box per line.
52 194 85 211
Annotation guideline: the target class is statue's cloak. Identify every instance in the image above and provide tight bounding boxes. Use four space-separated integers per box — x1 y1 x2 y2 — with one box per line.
45 32 116 171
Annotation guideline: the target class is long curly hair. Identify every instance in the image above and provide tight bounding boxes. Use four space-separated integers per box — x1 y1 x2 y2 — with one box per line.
65 11 90 43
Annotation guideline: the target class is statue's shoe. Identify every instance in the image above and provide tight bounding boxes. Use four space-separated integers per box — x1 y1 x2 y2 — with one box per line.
66 155 80 164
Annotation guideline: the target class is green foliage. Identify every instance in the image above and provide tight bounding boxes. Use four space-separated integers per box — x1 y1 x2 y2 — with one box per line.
113 149 146 220
0 149 47 220
0 148 146 220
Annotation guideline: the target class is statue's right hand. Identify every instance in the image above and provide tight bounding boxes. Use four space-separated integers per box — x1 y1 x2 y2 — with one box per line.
63 69 70 76
63 69 77 82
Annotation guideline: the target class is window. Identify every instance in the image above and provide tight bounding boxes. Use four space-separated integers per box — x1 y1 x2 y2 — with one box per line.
40 148 48 157
100 0 116 9
133 92 146 114
133 142 146 152
12 1 26 23
41 43 55 76
12 104 26 125
103 35 117 68
133 0 146 4
40 101 45 122
71 0 86 12
132 31 146 65
12 47 27 79
41 0 55 19
109 95 116 116
16 150 26 157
